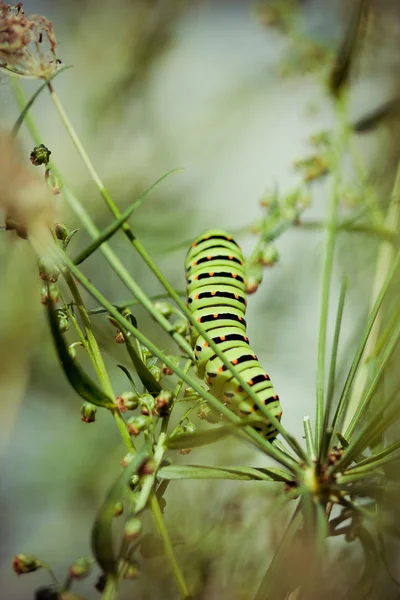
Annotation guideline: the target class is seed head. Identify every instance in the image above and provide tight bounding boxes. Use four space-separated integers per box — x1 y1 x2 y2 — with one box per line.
0 3 60 79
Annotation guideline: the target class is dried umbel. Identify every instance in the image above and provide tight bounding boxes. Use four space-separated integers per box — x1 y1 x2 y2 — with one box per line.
0 131 56 240
0 2 60 79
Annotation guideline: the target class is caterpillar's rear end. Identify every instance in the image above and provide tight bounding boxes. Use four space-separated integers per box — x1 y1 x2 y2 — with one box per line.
185 229 282 441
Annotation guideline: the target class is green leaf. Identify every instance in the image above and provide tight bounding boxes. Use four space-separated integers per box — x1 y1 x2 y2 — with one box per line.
72 169 182 266
120 323 162 396
46 294 114 408
158 464 292 483
91 448 149 574
11 65 73 136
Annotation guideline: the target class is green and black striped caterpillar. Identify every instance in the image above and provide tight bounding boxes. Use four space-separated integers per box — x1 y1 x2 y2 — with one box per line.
185 229 282 440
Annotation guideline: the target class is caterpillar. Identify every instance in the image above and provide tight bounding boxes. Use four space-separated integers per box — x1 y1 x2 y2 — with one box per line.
185 229 282 440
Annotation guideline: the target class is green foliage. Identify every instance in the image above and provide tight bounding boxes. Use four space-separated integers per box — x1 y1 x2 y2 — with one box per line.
2 1 400 599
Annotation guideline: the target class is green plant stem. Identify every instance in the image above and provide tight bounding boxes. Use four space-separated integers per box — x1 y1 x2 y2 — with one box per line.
52 248 300 473
341 159 400 434
315 95 346 450
303 416 316 461
150 494 191 599
42 84 305 457
102 574 118 600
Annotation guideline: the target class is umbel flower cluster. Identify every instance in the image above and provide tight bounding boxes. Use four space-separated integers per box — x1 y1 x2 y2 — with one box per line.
0 2 60 79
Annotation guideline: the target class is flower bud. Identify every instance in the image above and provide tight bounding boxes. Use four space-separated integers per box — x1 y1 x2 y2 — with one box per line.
184 387 195 399
162 355 180 376
126 415 152 436
155 390 174 416
68 557 93 580
123 518 142 540
139 394 156 416
54 223 69 241
81 402 97 423
173 319 188 335
55 309 69 333
245 264 263 295
45 170 62 195
13 553 42 575
148 365 161 383
259 244 279 267
40 283 59 305
154 301 173 318
121 452 135 467
123 562 140 580
30 144 51 166
113 502 124 517
38 257 60 283
116 391 139 413
140 345 153 360
183 421 196 434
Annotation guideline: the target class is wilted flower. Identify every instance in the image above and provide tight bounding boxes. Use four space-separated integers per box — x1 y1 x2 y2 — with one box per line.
0 3 60 79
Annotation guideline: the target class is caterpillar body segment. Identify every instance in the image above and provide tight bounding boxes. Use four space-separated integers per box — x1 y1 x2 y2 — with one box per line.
185 229 282 440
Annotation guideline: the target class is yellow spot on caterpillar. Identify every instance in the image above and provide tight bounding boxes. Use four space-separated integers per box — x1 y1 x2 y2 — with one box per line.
213 313 218 319
211 291 216 296
232 359 238 365
220 335 226 341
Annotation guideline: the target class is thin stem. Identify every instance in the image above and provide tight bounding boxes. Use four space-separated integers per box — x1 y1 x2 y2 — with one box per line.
150 494 191 599
341 159 400 433
102 575 118 600
315 95 346 450
44 85 302 456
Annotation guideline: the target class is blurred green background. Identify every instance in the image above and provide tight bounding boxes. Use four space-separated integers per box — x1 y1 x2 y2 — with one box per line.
1 0 400 598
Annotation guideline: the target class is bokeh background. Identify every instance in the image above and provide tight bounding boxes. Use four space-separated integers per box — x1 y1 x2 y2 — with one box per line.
1 0 400 598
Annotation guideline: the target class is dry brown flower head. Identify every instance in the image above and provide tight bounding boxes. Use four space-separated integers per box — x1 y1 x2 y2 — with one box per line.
0 2 60 79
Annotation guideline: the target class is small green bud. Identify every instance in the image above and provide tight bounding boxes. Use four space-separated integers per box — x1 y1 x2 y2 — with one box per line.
81 402 97 423
127 415 152 436
173 319 188 335
139 393 156 416
55 309 69 333
54 223 69 241
245 263 263 295
139 459 156 476
259 243 279 267
38 257 60 283
68 344 77 360
184 386 195 399
68 557 93 580
123 561 140 580
155 390 174 416
121 452 135 467
162 355 180 376
140 345 153 360
129 475 140 489
45 170 62 195
116 391 139 413
40 283 59 305
30 144 51 166
183 421 196 434
113 502 124 517
123 518 142 540
148 365 161 383
154 301 173 318
13 553 42 575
